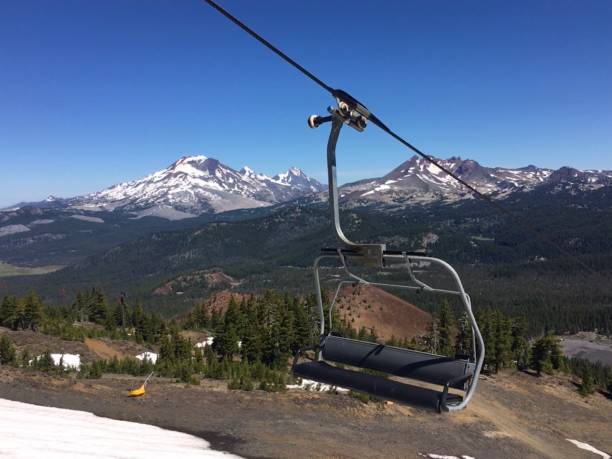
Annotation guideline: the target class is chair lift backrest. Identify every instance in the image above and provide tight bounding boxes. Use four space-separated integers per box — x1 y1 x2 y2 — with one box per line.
322 335 474 390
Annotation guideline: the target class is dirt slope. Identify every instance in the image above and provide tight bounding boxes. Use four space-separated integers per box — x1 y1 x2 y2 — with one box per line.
1 368 608 458
84 338 148 360
0 327 97 363
332 284 432 341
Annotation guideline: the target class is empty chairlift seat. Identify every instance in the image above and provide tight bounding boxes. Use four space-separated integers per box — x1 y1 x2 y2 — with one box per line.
293 99 485 413
293 335 475 412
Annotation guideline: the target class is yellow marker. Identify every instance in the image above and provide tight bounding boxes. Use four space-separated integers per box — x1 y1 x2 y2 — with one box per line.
128 385 146 397
128 371 154 397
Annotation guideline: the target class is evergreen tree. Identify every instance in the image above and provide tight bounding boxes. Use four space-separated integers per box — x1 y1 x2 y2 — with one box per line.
291 301 312 354
20 348 31 368
35 350 55 372
455 312 473 357
89 289 108 324
241 307 263 363
111 303 124 330
72 292 88 322
530 334 562 375
23 291 43 331
437 301 456 357
0 334 16 365
424 315 439 354
511 317 530 370
479 309 497 371
493 310 512 373
0 296 19 330
579 370 595 396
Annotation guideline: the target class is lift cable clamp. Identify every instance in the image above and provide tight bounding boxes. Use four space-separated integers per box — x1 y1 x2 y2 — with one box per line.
308 89 369 132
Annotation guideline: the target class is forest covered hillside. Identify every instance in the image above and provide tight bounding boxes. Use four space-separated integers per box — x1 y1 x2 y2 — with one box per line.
2 178 610 336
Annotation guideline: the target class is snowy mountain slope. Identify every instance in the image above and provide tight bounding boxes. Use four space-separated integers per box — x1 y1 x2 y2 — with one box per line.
59 156 324 217
3 155 610 221
340 155 612 207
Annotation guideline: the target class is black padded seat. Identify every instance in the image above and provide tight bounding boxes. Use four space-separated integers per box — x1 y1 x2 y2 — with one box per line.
322 335 474 390
293 361 463 411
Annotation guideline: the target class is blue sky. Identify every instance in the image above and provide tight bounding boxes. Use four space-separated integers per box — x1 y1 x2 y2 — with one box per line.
1 0 611 207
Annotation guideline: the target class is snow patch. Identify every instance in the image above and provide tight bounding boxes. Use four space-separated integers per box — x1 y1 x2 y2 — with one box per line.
195 337 215 348
70 215 104 224
29 219 55 225
0 398 241 458
419 455 475 459
33 353 80 370
135 352 158 364
0 224 30 238
131 206 196 221
287 378 349 393
566 439 610 458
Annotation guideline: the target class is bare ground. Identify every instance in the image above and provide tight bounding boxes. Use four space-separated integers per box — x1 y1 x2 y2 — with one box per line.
0 367 610 459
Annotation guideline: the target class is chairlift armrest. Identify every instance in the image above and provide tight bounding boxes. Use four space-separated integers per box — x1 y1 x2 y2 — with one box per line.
439 373 473 412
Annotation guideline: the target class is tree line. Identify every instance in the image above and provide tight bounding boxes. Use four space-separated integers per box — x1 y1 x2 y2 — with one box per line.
1 289 611 397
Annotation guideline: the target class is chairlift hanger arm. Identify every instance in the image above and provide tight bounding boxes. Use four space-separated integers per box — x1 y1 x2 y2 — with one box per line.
203 0 599 277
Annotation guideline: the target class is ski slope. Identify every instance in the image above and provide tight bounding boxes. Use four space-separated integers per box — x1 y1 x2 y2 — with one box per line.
0 398 241 458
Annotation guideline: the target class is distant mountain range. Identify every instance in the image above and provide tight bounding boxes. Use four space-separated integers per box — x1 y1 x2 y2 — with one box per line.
1 152 611 332
340 156 612 208
4 154 611 220
3 156 325 220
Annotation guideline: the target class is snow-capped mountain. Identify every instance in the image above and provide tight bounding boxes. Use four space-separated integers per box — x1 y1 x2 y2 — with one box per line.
340 155 612 207
40 155 324 218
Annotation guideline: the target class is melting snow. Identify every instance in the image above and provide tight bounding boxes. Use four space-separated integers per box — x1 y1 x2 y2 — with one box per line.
420 455 475 459
427 163 442 175
29 219 55 225
135 352 158 364
0 224 30 238
566 439 610 459
51 353 80 369
31 353 81 370
195 337 215 348
70 215 104 224
287 378 349 393
0 398 240 458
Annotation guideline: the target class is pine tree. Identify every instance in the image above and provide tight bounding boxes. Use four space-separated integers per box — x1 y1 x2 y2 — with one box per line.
241 308 263 363
424 315 439 354
89 289 108 324
276 305 295 359
493 310 512 373
291 301 311 354
479 309 497 372
35 350 55 372
20 348 31 368
455 312 473 357
22 291 43 331
579 370 595 396
0 334 16 365
511 317 530 370
72 292 87 322
530 334 561 375
0 296 19 330
437 301 456 357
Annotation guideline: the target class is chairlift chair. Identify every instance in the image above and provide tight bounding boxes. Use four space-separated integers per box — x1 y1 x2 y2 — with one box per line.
292 96 485 412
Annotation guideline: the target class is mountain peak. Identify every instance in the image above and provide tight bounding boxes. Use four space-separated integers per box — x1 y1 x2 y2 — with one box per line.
343 155 612 206
70 155 324 218
172 155 208 166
